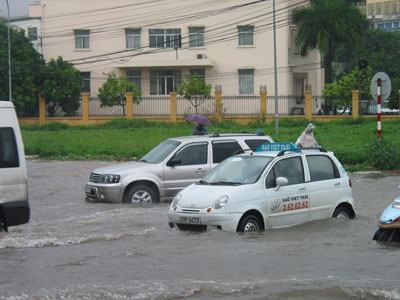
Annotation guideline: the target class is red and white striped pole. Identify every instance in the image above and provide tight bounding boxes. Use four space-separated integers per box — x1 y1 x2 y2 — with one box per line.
377 78 382 140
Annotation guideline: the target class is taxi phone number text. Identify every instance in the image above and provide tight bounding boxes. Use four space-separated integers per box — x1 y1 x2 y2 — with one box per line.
283 201 309 211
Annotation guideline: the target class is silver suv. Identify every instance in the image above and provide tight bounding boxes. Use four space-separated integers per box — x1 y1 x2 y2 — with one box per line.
85 134 273 203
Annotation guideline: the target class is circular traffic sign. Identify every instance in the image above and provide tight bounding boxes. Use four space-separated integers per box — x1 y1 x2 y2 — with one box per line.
370 72 392 102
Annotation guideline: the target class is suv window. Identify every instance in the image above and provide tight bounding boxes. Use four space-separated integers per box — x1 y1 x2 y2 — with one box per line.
212 141 242 164
173 143 207 166
266 157 304 188
245 139 270 151
0 127 19 168
306 155 339 181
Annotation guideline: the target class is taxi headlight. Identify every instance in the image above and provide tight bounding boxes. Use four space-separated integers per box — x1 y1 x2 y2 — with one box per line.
172 193 182 208
102 174 120 184
213 196 229 209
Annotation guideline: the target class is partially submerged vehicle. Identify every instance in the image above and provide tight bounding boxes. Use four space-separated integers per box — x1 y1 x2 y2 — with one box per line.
373 196 400 242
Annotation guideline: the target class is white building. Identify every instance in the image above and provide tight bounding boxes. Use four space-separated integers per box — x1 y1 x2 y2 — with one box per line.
9 3 42 54
40 0 323 99
364 0 400 31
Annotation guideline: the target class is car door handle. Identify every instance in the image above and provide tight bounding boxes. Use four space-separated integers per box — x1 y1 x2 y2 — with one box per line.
299 187 306 192
195 169 205 173
334 182 341 187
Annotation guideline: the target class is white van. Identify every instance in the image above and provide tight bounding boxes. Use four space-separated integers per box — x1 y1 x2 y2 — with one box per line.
0 101 29 231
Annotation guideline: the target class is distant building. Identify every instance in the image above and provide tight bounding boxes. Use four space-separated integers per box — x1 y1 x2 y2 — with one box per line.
365 0 400 31
38 0 323 101
9 3 42 54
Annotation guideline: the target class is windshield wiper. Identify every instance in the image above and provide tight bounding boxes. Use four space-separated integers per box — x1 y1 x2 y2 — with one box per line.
210 181 242 186
139 159 148 162
197 180 209 185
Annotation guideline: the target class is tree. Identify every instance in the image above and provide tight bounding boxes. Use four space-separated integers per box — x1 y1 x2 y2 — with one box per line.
177 75 212 115
98 73 142 115
41 57 82 116
335 30 400 108
292 0 367 84
0 21 45 116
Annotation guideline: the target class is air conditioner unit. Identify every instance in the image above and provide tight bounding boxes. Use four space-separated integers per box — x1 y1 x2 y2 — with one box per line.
197 53 207 59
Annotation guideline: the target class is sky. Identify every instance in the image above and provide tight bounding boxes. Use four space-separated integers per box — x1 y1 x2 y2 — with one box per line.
0 0 30 18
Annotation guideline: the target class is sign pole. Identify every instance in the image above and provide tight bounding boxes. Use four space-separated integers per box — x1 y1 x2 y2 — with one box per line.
377 78 382 141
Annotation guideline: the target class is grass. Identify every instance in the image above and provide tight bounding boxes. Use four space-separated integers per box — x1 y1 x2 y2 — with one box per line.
21 118 400 171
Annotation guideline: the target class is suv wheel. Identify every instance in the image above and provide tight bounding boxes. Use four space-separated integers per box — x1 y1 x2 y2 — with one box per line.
124 184 157 204
332 206 352 219
238 214 262 232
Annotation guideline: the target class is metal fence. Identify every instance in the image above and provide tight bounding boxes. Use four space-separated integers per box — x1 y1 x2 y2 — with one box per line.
135 96 170 116
47 98 83 118
360 99 400 115
177 96 215 117
89 97 124 117
312 95 351 116
223 95 260 116
266 95 305 116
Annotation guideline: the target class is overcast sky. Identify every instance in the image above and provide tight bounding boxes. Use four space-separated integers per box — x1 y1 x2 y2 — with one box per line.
0 0 30 18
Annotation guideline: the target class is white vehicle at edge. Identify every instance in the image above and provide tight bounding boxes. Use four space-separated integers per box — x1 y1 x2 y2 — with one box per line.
168 143 355 232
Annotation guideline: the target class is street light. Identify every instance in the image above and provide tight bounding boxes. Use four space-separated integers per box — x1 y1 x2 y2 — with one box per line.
272 0 279 133
3 0 11 102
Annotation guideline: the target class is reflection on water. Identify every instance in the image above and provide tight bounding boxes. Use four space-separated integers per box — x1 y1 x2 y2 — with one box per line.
0 161 400 299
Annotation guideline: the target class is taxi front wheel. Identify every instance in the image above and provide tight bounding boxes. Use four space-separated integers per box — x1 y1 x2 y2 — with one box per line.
238 214 262 232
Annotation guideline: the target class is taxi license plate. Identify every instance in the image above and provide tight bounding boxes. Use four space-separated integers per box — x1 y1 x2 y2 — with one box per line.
179 216 201 225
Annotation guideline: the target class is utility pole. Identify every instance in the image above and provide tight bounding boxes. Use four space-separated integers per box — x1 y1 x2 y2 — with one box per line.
4 0 12 102
273 0 279 133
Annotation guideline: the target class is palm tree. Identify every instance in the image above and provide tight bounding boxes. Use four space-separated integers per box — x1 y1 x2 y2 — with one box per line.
292 0 367 84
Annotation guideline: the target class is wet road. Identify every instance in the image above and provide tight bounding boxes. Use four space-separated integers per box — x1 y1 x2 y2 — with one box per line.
1 160 400 300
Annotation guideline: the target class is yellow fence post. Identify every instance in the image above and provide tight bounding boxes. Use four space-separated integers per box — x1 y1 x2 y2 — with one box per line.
351 90 359 119
81 92 90 125
39 95 46 125
304 88 313 121
215 85 222 122
125 92 133 119
260 85 267 120
170 92 177 123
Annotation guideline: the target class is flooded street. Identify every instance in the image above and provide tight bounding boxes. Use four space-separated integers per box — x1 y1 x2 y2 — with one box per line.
1 160 400 299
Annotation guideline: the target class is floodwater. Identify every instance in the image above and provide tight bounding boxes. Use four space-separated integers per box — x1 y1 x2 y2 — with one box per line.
1 160 400 300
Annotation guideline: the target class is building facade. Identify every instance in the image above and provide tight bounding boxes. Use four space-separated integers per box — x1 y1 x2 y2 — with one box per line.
365 0 400 31
9 4 43 54
40 0 323 99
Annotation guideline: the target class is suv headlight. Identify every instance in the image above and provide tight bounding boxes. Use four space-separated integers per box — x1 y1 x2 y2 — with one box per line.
172 193 182 208
213 196 229 209
102 174 120 184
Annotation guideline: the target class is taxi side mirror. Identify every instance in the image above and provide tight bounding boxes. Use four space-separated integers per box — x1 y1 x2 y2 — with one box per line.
275 177 288 191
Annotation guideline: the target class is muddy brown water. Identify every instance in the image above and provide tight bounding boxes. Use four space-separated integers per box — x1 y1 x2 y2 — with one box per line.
0 160 399 299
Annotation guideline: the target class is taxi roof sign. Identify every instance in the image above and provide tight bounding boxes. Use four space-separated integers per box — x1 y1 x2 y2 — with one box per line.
256 142 300 152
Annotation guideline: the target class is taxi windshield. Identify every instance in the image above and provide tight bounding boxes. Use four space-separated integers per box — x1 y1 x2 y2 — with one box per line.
140 140 181 163
200 155 273 185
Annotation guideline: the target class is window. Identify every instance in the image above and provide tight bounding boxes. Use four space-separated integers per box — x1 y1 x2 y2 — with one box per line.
190 68 205 80
189 26 204 48
212 141 242 164
238 69 254 94
0 128 19 168
306 155 339 182
150 70 181 95
238 25 254 46
28 27 37 41
266 157 304 188
149 29 181 48
173 143 208 165
74 29 90 49
81 72 90 93
125 28 141 49
245 139 270 151
126 69 141 89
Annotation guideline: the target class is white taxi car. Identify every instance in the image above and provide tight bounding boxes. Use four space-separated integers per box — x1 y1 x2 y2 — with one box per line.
168 143 355 232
